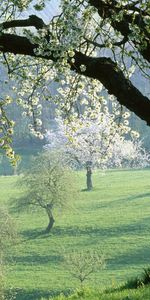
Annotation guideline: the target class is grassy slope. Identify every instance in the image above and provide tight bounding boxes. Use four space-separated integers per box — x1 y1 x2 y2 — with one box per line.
1 169 150 299
49 286 150 300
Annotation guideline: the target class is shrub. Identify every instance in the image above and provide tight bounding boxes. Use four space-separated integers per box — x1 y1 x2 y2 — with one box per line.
63 249 105 288
124 267 150 289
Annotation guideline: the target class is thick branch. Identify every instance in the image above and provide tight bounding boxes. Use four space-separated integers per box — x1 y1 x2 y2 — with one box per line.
0 15 46 30
0 33 37 56
0 33 149 125
72 52 150 125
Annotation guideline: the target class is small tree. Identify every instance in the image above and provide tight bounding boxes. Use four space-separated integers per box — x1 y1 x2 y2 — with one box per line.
63 249 105 288
18 151 77 233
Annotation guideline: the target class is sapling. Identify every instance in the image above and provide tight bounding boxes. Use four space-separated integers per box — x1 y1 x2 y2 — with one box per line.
63 249 105 288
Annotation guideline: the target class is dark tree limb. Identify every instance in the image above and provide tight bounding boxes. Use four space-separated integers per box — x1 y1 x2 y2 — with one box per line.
0 33 37 56
0 15 46 30
72 52 150 125
0 31 149 125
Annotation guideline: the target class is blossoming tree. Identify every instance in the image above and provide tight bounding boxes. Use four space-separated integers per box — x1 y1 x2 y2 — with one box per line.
45 108 149 190
0 0 149 164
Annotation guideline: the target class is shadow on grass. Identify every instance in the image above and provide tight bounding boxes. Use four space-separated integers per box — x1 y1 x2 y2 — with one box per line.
109 244 150 269
94 192 150 210
21 215 150 241
121 192 150 203
21 228 48 240
81 188 89 192
81 187 100 192
5 288 73 300
8 253 62 266
52 216 150 238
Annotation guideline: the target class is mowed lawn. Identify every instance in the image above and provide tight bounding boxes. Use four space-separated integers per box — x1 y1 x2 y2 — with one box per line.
1 169 150 299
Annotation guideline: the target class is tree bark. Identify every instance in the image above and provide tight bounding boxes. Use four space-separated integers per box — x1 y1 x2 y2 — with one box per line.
45 206 55 233
0 17 149 125
86 166 93 191
72 52 150 125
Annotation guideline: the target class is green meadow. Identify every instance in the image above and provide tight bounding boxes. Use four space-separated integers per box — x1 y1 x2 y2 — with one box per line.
1 169 150 299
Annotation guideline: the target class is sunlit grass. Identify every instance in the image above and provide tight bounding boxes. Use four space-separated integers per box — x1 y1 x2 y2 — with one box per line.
49 286 150 300
1 168 150 299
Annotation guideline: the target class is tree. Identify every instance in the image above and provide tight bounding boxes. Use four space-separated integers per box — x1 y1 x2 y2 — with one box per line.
18 151 77 233
45 113 121 191
63 249 105 288
45 112 149 191
108 138 150 168
0 0 149 161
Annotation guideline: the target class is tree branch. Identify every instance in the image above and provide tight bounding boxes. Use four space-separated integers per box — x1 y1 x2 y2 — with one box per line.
71 52 150 125
0 15 46 30
89 0 150 62
0 32 149 125
84 36 128 49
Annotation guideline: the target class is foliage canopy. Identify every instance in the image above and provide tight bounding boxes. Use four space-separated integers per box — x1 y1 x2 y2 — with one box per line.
0 0 149 162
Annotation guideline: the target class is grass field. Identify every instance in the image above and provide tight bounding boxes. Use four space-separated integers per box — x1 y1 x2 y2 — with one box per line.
49 286 150 300
1 169 150 299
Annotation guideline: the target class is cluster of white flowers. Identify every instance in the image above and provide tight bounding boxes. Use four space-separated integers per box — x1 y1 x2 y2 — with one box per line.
0 94 19 164
44 93 145 169
0 0 148 166
109 138 150 168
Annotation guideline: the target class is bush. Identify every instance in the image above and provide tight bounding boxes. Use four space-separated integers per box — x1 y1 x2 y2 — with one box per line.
124 268 150 289
63 249 105 288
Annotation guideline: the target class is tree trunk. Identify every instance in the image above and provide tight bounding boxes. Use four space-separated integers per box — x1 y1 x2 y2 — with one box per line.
45 207 55 233
86 166 93 191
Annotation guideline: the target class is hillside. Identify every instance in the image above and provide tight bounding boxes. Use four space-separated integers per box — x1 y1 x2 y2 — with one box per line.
1 169 150 299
